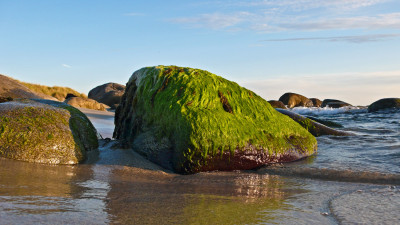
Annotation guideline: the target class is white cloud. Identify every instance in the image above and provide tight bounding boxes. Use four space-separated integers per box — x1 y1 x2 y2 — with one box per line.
238 70 400 106
62 64 71 68
274 13 400 31
260 33 400 43
239 0 389 11
171 12 252 30
170 0 400 33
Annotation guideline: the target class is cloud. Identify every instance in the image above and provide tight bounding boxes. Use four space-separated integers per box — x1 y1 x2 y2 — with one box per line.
238 70 400 105
171 12 252 30
261 33 400 43
237 0 389 11
274 13 400 31
170 0 400 33
62 64 71 68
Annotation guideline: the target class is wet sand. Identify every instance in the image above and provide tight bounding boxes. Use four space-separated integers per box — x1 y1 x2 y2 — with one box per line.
0 108 399 224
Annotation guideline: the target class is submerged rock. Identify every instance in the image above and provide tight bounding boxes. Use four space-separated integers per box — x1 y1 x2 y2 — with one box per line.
88 83 126 109
305 116 343 128
368 98 400 112
278 93 313 108
268 100 287 109
275 109 351 137
0 99 98 164
321 99 352 108
114 66 317 174
64 96 109 111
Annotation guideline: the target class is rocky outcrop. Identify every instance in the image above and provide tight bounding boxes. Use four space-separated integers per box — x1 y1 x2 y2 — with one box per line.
321 99 352 108
0 74 56 100
268 100 287 109
88 83 125 109
278 92 313 108
275 109 351 136
368 98 400 112
310 98 322 107
0 99 98 164
64 97 109 111
114 66 317 174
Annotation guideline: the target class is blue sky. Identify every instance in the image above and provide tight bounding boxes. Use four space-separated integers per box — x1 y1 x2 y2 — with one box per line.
1 0 399 105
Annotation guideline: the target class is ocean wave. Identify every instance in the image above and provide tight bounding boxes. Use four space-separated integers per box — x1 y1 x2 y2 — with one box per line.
290 106 367 116
258 166 400 185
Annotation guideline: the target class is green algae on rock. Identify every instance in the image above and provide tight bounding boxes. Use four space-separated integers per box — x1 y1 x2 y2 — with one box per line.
0 99 98 164
114 66 317 174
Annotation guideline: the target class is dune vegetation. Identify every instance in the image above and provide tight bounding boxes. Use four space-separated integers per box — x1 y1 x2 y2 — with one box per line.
18 81 87 101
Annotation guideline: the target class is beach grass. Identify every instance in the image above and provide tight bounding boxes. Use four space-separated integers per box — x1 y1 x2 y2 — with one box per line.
18 81 87 101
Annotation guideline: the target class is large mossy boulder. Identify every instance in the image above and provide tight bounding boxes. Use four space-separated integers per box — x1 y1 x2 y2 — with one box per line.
88 82 126 109
113 66 317 174
368 98 400 112
0 99 98 164
278 92 313 108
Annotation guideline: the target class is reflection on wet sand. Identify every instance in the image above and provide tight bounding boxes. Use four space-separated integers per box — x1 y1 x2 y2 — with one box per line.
0 158 110 224
0 154 303 224
105 167 297 224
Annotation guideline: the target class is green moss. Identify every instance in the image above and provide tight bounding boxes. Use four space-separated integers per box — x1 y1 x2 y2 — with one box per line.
0 99 98 164
116 66 317 173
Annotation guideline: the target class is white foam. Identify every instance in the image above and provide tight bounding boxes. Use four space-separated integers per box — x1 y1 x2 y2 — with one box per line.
290 106 367 116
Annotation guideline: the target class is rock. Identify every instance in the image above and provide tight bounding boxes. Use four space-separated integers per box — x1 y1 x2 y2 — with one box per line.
88 83 125 108
0 99 98 164
0 74 56 100
268 100 287 109
321 99 352 108
275 109 351 136
65 93 78 99
114 66 317 174
305 116 344 128
310 98 322 107
64 97 109 111
368 98 400 112
0 97 13 103
278 92 313 108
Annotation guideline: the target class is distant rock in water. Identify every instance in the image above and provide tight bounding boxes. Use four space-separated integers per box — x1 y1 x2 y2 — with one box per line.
368 98 400 112
0 74 56 100
268 100 287 109
88 83 125 109
114 66 317 174
310 98 322 107
321 99 352 108
0 99 98 164
64 97 109 111
278 92 313 108
275 108 351 137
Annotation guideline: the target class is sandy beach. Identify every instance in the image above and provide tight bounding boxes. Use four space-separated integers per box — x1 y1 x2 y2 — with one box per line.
0 108 399 224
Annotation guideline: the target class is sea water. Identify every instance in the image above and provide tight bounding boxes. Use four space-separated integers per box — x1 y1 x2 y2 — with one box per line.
0 107 399 224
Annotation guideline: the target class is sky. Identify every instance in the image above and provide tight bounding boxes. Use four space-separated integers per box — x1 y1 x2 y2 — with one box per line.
1 0 399 105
